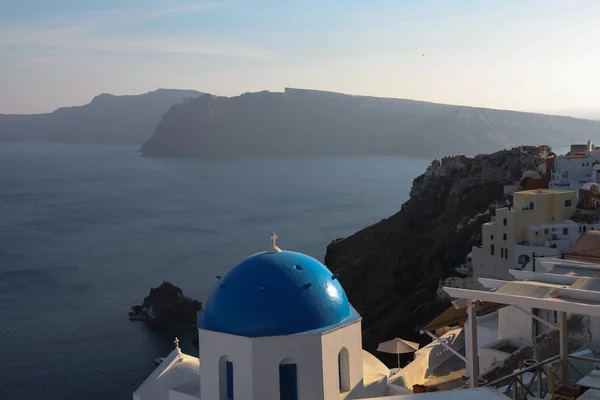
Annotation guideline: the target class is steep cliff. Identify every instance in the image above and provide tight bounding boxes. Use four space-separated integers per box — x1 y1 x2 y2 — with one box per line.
142 88 600 158
324 147 542 359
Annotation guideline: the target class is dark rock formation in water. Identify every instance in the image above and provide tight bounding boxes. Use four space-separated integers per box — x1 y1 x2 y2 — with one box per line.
129 281 203 330
324 147 543 357
141 88 600 158
0 89 203 145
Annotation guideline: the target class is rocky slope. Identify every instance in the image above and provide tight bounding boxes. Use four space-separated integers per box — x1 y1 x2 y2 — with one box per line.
0 89 202 144
324 147 542 359
142 88 600 158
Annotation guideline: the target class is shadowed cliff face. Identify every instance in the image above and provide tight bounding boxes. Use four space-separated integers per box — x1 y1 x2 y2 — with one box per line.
142 88 600 158
324 148 542 362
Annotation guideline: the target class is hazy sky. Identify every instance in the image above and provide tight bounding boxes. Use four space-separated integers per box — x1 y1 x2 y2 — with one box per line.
1 0 599 115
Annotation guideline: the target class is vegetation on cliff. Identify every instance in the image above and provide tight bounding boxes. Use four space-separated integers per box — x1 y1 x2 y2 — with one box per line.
324 147 542 363
129 281 202 329
142 88 600 158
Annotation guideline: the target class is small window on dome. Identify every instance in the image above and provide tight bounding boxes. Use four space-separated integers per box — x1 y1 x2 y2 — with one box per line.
294 265 303 270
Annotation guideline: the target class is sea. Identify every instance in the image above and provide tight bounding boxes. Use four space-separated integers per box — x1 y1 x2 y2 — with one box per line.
0 143 430 400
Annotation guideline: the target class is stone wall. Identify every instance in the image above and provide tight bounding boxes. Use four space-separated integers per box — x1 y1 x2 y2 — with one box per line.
442 155 471 169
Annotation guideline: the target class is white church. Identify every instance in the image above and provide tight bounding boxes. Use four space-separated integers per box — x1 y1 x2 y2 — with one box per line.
133 234 507 400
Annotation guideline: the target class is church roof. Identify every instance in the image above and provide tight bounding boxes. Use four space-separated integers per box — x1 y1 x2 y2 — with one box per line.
362 350 390 386
201 250 353 337
133 349 199 400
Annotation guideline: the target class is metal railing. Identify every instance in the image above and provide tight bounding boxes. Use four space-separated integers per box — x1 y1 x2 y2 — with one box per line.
481 355 559 399
478 353 600 399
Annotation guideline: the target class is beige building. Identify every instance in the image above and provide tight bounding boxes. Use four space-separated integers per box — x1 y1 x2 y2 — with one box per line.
472 189 577 281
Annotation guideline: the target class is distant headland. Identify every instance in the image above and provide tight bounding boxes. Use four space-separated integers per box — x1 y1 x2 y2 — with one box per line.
141 88 600 159
0 89 203 145
2 87 600 159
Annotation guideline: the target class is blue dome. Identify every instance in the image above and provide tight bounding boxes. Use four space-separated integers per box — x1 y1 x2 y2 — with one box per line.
202 251 351 337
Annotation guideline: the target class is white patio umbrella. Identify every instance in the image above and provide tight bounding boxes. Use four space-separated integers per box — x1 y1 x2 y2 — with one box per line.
377 338 420 369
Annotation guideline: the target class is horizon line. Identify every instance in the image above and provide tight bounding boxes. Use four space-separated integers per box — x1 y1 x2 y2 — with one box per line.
2 86 599 121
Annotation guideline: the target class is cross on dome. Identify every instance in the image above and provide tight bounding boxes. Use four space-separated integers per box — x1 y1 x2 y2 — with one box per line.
174 337 180 349
270 232 282 253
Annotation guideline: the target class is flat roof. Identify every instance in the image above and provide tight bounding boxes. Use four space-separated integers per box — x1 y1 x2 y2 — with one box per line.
515 189 575 195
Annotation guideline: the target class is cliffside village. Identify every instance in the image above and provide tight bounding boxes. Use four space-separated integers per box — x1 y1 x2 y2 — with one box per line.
461 140 600 281
134 142 600 400
409 141 600 398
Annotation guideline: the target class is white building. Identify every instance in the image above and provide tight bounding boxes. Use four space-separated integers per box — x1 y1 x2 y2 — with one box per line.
134 236 514 400
550 140 600 191
472 189 578 282
443 251 600 393
402 231 600 398
514 220 580 266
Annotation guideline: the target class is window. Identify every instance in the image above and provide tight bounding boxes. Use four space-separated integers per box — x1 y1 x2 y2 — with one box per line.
544 228 549 234
503 233 507 241
338 348 350 392
535 232 539 236
529 201 534 210
219 357 234 400
504 249 509 260
491 244 495 255
500 248 504 258
565 199 572 207
491 234 494 240
563 228 569 235
518 254 531 267
279 360 298 400
503 218 507 226
226 361 234 400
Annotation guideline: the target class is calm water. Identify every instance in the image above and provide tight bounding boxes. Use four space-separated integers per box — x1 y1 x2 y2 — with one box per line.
0 144 429 400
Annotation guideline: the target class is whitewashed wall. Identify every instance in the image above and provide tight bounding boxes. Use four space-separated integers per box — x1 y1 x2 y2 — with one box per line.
498 306 533 348
169 389 200 400
198 330 253 400
198 320 365 400
252 332 324 399
320 321 365 399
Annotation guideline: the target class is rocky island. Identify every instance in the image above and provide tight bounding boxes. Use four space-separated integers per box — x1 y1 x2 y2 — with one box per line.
324 146 543 356
141 88 600 159
129 281 202 330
